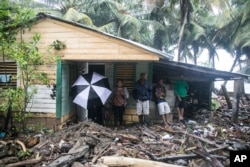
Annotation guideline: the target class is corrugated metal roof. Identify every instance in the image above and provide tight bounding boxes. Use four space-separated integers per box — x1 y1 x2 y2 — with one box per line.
155 60 249 80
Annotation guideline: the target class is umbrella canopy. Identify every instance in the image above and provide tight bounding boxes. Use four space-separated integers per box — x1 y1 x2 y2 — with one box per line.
71 72 112 109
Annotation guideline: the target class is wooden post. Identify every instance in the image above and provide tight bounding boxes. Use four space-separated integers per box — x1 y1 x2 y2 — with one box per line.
232 80 245 123
221 85 232 109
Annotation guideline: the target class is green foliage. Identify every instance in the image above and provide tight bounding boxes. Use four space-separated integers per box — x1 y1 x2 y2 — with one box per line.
28 0 250 70
50 40 66 50
7 34 50 128
0 1 51 130
211 99 219 111
63 8 94 27
17 150 31 159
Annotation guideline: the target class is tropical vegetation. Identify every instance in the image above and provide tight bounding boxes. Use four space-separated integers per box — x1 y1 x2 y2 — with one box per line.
0 0 51 130
28 0 250 72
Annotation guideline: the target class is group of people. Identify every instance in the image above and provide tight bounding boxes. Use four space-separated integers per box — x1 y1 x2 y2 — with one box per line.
110 72 189 129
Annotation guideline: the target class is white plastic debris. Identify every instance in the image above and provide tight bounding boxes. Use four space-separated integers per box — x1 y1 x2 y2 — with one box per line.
162 134 173 140
203 128 208 138
58 139 65 149
207 124 215 132
187 120 197 124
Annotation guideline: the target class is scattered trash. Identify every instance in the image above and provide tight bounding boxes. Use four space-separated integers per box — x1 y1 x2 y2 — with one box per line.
0 132 5 138
0 93 250 167
162 134 173 140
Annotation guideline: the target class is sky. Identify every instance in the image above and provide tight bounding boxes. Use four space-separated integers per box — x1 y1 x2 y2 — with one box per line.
174 49 236 72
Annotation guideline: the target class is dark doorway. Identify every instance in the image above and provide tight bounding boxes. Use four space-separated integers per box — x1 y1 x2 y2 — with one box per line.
88 64 105 76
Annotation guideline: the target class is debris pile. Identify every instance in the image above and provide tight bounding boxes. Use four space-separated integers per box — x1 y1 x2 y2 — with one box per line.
0 116 249 167
0 95 250 167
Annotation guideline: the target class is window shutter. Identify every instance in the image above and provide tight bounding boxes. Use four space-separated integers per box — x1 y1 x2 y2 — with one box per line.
0 62 17 89
115 64 135 93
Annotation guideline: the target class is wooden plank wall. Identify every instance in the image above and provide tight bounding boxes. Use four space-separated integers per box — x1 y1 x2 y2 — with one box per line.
26 85 56 113
24 18 159 61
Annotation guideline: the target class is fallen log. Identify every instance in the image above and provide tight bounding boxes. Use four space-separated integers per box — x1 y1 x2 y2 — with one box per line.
99 156 184 167
139 149 227 162
221 85 232 109
142 141 173 146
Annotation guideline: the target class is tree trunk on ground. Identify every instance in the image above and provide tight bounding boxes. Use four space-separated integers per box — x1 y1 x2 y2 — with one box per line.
100 156 183 167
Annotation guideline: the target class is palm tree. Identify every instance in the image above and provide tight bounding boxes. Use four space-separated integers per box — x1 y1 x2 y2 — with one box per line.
34 0 170 50
211 0 250 72
173 0 231 65
27 0 250 71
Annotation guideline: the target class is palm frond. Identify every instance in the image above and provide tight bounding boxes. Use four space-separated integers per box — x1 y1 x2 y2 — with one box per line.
82 0 124 27
63 8 94 27
98 22 118 35
240 1 250 25
117 14 142 42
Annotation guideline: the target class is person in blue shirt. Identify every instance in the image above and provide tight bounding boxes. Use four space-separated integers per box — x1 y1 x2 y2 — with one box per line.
132 73 152 126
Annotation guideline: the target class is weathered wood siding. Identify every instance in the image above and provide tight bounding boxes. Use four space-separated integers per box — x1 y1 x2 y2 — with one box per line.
26 85 56 113
23 18 160 61
35 64 57 85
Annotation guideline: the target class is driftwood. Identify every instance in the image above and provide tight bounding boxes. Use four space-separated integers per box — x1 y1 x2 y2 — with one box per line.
0 157 18 165
117 133 140 143
99 156 184 167
47 145 89 167
221 85 232 109
30 137 48 152
178 131 221 148
139 126 159 139
5 157 42 167
139 149 227 162
193 149 224 167
232 80 245 123
1 108 250 167
92 143 111 163
15 140 26 152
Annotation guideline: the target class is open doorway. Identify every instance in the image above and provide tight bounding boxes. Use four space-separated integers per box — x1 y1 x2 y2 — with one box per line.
88 64 105 76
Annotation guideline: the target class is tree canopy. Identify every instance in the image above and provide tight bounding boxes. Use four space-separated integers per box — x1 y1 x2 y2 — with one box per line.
2 0 250 72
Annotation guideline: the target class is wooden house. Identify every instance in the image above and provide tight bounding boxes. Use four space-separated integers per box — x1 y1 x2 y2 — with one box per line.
0 13 248 130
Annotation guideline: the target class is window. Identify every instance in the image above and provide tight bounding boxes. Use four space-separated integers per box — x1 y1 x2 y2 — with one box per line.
0 62 17 89
114 64 135 93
